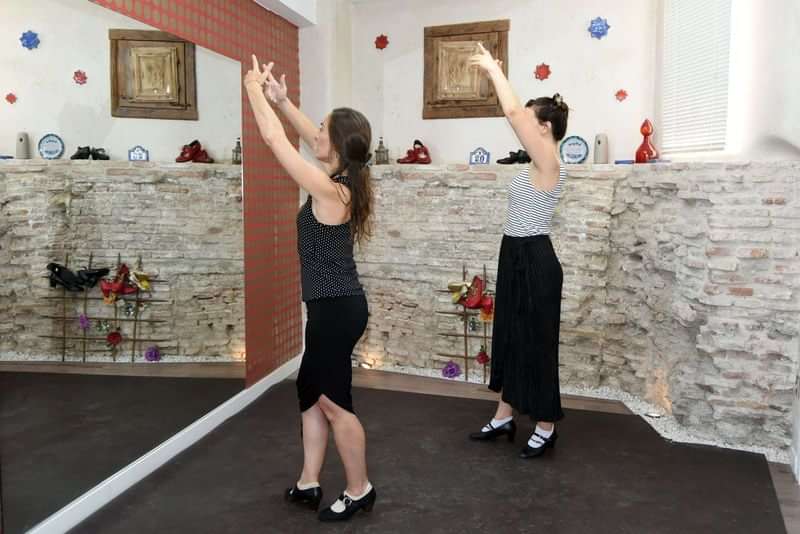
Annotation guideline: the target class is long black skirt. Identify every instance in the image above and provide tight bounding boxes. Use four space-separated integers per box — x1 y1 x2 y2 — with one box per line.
489 234 564 422
296 295 368 414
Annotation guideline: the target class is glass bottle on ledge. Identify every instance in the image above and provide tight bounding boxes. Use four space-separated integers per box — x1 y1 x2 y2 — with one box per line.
232 137 242 165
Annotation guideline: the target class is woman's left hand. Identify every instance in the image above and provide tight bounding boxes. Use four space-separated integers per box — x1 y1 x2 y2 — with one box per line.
244 54 272 89
468 42 503 74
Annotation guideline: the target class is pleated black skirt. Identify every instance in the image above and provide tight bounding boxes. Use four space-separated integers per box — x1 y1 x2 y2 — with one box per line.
296 295 368 414
489 234 564 422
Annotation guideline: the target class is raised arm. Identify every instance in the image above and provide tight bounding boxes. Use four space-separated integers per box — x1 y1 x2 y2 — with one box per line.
264 71 319 149
244 55 339 200
469 43 560 179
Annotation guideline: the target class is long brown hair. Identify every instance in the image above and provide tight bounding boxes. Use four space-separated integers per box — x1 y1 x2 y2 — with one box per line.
328 107 373 245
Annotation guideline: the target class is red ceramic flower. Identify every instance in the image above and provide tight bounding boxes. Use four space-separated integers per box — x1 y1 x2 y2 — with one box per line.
375 34 389 50
5 93 17 104
73 70 87 85
534 63 551 81
615 89 628 102
476 347 490 365
106 331 123 347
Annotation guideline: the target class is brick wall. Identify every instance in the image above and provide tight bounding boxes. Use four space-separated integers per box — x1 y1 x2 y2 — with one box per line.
355 162 800 452
0 160 244 361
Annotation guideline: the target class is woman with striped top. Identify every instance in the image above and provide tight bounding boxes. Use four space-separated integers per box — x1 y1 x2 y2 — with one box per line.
467 43 569 459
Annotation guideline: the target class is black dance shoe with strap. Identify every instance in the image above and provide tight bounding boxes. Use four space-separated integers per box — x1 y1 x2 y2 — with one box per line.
469 419 517 442
519 430 558 459
285 484 323 511
318 487 377 522
46 263 85 291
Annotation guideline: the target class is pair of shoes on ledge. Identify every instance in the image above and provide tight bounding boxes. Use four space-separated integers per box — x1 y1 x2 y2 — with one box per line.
70 147 110 160
176 140 214 163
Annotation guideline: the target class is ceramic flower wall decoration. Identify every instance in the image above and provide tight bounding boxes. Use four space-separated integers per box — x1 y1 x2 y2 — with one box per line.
375 34 389 50
534 63 551 81
588 17 611 39
73 70 87 85
20 30 40 50
615 89 628 102
442 360 462 379
145 345 161 362
5 93 17 104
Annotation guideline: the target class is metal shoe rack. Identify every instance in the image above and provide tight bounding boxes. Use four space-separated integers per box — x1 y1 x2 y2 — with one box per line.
435 264 493 383
40 253 171 362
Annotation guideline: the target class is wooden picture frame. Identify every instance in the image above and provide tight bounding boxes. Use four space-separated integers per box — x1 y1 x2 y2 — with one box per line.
110 29 197 120
423 20 509 120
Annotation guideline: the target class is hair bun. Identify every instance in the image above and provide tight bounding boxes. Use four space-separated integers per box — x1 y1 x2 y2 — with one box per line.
552 93 567 111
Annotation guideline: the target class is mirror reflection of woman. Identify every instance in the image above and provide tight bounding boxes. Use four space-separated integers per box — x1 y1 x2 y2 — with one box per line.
467 44 570 459
244 55 376 522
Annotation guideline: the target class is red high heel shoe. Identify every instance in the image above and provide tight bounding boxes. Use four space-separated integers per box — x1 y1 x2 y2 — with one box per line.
192 149 215 163
414 140 431 164
397 148 417 164
176 140 201 162
463 275 485 309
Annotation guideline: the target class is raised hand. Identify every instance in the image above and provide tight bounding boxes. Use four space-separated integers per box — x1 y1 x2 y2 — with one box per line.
244 54 272 89
265 71 288 104
468 42 503 74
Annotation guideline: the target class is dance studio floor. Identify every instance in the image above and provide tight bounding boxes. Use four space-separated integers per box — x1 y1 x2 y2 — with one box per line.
0 371 244 534
74 379 788 534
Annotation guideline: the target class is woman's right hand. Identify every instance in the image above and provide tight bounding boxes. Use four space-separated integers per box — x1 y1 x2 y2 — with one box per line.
265 71 288 104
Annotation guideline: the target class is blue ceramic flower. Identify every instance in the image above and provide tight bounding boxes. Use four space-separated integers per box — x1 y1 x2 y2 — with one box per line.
20 30 40 50
588 17 610 39
442 361 462 379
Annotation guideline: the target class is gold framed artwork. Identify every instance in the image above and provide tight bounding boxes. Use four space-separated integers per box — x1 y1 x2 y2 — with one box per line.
423 20 509 119
110 29 197 120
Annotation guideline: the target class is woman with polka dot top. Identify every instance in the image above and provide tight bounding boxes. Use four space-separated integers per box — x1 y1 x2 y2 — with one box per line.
245 55 375 522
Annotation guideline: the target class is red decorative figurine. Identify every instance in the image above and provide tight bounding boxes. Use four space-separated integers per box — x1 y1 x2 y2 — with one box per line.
635 119 659 163
375 34 389 50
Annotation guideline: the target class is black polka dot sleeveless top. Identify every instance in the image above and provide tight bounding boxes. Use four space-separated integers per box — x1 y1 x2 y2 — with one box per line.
297 175 365 302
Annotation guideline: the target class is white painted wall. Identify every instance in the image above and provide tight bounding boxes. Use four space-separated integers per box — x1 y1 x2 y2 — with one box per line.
726 0 800 159
0 0 241 163
348 0 658 164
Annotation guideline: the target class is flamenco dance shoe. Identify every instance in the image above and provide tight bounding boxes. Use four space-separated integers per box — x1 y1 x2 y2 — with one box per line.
516 149 531 163
318 484 376 522
90 148 110 160
76 267 110 288
70 146 91 160
176 140 201 162
463 275 485 309
413 140 431 164
519 429 558 459
46 263 85 291
469 418 516 442
192 149 214 163
285 484 323 511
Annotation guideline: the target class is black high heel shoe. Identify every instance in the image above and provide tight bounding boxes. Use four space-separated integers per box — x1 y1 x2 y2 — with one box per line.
519 430 558 459
318 486 376 522
46 263 85 291
285 485 323 511
76 267 110 288
469 419 517 442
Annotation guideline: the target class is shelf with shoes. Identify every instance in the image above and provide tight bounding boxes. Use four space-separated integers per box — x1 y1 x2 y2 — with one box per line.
434 264 494 383
40 253 173 363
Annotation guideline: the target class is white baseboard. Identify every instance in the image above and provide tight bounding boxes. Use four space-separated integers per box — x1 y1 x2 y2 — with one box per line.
793 445 800 485
27 353 302 534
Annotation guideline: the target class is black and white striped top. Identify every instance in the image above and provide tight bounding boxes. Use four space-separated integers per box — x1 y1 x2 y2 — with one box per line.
503 164 566 237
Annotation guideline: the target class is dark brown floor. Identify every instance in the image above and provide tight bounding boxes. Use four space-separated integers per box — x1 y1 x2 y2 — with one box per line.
75 381 786 534
0 372 243 534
